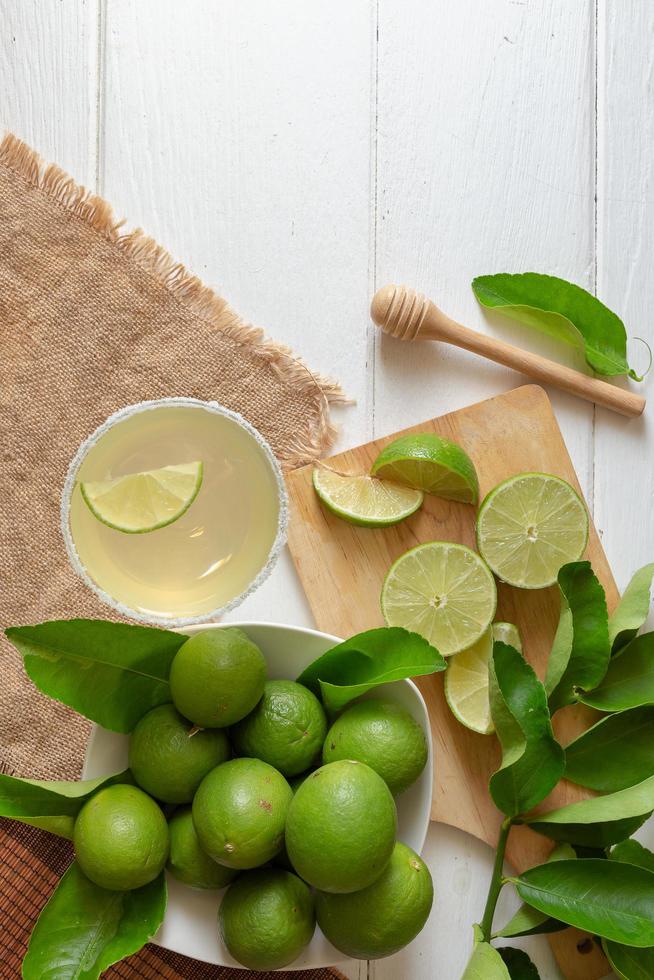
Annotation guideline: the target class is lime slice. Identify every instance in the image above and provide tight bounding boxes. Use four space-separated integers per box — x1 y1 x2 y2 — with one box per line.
476 473 588 589
381 541 497 656
370 433 479 504
80 461 203 533
312 468 423 527
492 621 523 653
444 622 522 734
444 627 494 734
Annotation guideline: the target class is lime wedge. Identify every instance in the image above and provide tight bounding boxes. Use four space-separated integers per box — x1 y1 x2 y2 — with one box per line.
312 468 423 527
444 627 494 734
80 461 203 533
370 433 479 504
380 541 497 656
476 473 588 589
492 621 523 653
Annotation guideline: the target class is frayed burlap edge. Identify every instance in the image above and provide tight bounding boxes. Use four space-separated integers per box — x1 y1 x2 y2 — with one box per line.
0 133 349 468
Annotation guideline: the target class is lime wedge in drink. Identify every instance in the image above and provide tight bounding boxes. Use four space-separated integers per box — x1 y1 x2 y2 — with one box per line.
80 461 203 533
476 473 588 589
381 541 496 656
312 468 423 527
444 621 522 735
370 433 479 504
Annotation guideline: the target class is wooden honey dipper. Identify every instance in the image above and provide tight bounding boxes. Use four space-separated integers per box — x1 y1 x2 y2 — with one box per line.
370 284 646 418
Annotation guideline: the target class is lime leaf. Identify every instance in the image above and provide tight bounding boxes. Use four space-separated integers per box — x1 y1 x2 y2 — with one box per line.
511 859 654 946
22 862 166 980
5 619 184 733
610 840 654 874
497 947 541 980
461 927 510 979
495 843 574 939
489 642 564 817
604 841 654 980
578 633 654 712
0 770 131 838
609 563 654 653
545 561 610 713
564 706 654 792
297 626 445 713
526 774 654 847
472 272 641 379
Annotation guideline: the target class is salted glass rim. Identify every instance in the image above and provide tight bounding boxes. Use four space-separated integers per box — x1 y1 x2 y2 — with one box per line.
60 397 289 628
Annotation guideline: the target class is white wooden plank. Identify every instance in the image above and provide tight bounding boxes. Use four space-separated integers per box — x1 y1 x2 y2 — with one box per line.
373 0 596 506
1 0 98 186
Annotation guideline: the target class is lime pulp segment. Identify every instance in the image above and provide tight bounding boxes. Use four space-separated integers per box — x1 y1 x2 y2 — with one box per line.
444 627 494 734
312 467 423 527
80 461 203 534
370 433 479 504
381 541 497 657
476 472 588 589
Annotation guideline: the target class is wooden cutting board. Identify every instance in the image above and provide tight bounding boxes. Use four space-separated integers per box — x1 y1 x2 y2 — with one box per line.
287 385 619 980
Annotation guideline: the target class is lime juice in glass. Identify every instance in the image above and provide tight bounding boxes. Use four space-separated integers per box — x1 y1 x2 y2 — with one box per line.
62 398 287 625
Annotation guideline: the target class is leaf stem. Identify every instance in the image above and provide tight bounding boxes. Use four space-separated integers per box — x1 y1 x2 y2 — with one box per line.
480 816 512 942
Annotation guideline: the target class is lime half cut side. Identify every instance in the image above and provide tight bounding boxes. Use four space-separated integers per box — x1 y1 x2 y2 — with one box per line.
444 627 494 734
476 473 588 590
313 467 423 527
492 621 523 653
80 460 203 533
371 433 479 504
381 541 497 657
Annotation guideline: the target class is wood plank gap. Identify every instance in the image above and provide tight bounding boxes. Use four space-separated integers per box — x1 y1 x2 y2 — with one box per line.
93 0 107 195
368 0 380 443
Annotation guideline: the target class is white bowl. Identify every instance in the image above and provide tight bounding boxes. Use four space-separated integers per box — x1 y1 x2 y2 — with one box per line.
83 621 434 971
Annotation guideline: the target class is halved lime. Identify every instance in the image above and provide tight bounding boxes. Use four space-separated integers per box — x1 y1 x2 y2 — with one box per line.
380 541 496 657
80 461 203 533
370 433 479 504
443 621 522 734
476 473 588 589
312 468 423 527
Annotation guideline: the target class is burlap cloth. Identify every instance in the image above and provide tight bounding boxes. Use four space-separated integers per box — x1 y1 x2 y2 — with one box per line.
0 134 346 978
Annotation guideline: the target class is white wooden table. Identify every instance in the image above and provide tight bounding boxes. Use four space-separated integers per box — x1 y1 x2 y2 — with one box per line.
4 2 653 977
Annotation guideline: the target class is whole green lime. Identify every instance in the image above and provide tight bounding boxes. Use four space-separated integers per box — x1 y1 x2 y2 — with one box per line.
315 841 433 959
128 703 230 803
231 680 327 777
285 760 396 893
169 628 266 728
322 699 428 795
219 868 315 970
192 758 292 869
74 784 168 890
167 808 238 890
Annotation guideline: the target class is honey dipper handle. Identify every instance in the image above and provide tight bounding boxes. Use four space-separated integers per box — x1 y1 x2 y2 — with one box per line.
371 284 645 419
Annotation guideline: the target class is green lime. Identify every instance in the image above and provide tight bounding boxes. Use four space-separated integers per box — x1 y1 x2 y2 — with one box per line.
170 627 267 728
444 627 494 734
192 758 292 869
315 841 433 959
128 703 230 803
285 760 396 893
219 868 315 970
167 808 237 890
73 784 168 890
231 680 327 777
492 621 523 652
476 472 589 589
371 433 479 504
381 541 497 656
322 699 427 795
312 467 423 527
80 461 203 533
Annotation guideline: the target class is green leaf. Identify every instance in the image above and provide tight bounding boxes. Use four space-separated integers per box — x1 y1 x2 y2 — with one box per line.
497 948 540 980
526 774 654 847
461 927 511 979
488 642 564 817
564 706 654 792
5 619 185 733
545 562 610 713
610 839 654 874
579 633 654 712
604 843 654 980
472 272 641 379
495 843 574 938
512 859 654 946
0 770 131 838
22 862 166 979
609 564 654 653
297 626 445 713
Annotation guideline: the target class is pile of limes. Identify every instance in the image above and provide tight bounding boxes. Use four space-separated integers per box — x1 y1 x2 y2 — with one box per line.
71 627 434 970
